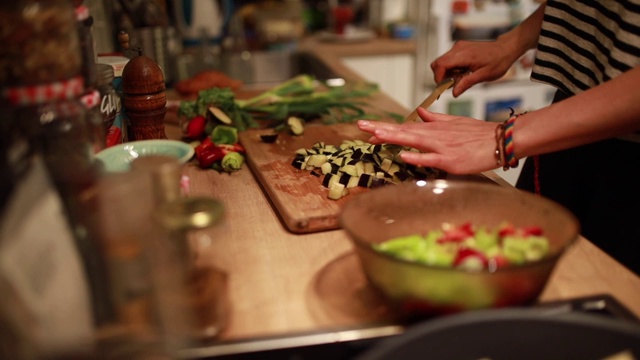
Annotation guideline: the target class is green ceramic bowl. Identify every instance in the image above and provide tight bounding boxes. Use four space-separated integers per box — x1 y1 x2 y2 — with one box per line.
96 140 194 173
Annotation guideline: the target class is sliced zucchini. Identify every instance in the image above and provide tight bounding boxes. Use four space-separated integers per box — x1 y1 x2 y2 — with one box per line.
287 116 304 135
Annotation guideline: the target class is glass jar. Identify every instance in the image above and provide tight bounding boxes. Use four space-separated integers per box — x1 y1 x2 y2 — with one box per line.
75 1 98 88
0 94 94 360
80 88 107 154
0 0 82 86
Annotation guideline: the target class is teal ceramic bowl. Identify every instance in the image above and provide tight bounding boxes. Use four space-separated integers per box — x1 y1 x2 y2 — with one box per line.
96 139 194 173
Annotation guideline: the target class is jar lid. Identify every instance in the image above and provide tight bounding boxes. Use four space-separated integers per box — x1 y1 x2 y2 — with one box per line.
2 76 84 106
95 63 115 86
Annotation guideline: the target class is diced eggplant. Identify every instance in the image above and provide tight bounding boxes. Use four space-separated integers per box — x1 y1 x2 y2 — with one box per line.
380 158 393 173
363 162 375 175
340 164 358 177
328 182 347 200
393 171 409 182
261 133 279 143
358 173 372 188
347 176 360 189
320 162 333 175
355 161 365 176
339 173 351 186
291 158 306 169
293 138 440 201
370 178 388 188
307 154 327 167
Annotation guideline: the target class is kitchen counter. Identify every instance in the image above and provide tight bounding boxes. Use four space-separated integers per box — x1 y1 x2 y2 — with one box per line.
164 39 640 357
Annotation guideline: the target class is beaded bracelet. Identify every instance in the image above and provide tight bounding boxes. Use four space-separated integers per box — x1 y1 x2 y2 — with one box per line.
494 110 521 171
503 113 519 168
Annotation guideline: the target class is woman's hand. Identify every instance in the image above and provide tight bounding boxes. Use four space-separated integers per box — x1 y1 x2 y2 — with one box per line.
431 39 520 97
357 109 499 174
431 2 546 97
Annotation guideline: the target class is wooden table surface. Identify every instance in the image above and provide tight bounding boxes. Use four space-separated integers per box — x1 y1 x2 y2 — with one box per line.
165 37 640 356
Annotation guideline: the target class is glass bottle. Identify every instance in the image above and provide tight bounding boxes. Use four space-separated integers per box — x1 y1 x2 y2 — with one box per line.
156 197 230 340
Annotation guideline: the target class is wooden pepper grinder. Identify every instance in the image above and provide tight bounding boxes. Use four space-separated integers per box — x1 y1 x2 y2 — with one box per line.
118 31 167 140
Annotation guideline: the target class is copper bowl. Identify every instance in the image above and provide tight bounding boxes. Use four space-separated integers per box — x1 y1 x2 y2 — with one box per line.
339 179 580 317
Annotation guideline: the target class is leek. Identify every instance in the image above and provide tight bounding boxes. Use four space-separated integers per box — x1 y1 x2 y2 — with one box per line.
177 74 399 132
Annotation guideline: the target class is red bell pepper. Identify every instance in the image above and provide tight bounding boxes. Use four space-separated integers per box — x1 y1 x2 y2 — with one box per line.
194 138 224 168
185 115 207 139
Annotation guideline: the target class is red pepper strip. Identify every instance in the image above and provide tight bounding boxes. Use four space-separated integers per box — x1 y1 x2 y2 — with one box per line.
185 115 207 139
218 143 246 154
195 141 225 168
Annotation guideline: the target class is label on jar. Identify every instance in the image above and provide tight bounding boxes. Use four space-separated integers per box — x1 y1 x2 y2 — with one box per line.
100 82 122 148
98 56 129 147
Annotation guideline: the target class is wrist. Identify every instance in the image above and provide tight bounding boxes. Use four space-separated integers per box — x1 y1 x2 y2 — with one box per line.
495 111 522 170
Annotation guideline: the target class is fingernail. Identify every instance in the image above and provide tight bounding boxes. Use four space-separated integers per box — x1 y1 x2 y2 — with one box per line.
358 120 370 126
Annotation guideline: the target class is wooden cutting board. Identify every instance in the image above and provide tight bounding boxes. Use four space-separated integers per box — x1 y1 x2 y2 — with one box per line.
239 123 373 234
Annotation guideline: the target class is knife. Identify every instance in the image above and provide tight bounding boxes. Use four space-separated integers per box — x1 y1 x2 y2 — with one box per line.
403 68 468 123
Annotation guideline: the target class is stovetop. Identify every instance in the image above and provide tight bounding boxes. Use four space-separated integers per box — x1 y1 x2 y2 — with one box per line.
180 294 638 360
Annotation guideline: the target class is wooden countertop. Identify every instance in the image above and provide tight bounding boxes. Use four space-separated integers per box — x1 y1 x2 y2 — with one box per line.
165 38 640 356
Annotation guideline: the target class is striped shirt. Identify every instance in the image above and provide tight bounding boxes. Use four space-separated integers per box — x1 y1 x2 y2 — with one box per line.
531 0 640 96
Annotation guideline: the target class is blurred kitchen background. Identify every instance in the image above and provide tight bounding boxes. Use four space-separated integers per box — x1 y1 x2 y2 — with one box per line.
89 0 552 101
87 0 550 184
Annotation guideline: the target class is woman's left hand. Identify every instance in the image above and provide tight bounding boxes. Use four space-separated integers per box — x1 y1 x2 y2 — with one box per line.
357 108 499 174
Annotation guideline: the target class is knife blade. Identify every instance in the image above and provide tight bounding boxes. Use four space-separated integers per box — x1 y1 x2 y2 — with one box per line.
403 77 455 123
403 68 469 123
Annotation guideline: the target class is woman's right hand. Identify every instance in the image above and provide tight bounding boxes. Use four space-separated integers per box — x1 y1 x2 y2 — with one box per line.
431 39 519 97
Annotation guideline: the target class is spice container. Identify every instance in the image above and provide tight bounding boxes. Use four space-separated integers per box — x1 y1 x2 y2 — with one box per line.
156 197 230 340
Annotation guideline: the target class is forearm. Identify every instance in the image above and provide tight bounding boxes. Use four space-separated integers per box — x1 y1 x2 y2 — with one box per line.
514 66 640 158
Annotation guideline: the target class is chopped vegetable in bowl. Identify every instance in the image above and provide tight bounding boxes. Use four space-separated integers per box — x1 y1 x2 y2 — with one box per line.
374 222 550 272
